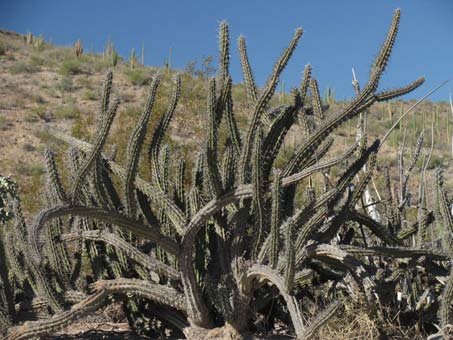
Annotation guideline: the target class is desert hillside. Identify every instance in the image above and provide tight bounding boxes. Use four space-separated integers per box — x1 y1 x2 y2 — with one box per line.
0 29 451 216
1 25 453 339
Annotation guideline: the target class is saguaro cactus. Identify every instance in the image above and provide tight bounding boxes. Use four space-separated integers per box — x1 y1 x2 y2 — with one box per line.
74 39 83 57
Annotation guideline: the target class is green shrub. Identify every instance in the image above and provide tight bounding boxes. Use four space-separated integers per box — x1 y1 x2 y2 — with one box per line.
125 68 151 86
76 77 94 89
16 163 45 177
54 104 81 119
82 89 97 100
29 54 46 66
92 58 110 73
26 106 48 122
31 93 46 104
56 75 74 93
9 62 38 74
0 116 8 130
33 129 56 145
72 114 94 139
428 154 444 169
22 143 35 152
59 58 83 75
24 110 39 123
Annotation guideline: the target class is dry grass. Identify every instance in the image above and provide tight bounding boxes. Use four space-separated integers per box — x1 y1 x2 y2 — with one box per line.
316 302 427 340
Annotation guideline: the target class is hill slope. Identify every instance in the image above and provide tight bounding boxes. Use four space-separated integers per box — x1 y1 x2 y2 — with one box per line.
0 29 451 215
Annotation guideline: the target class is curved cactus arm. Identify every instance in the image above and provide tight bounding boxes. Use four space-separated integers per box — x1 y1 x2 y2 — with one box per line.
100 157 122 209
151 305 190 331
364 8 401 96
92 278 187 312
243 264 305 338
382 166 398 232
148 74 180 191
292 206 330 264
15 291 87 314
270 192 337 269
11 199 28 246
6 279 185 340
436 169 453 254
0 309 11 334
124 74 161 216
205 78 224 198
396 210 434 241
44 149 67 204
338 245 448 261
10 201 63 313
225 86 242 155
299 64 312 105
281 93 376 178
7 281 186 340
281 141 358 187
298 64 312 134
375 77 425 102
221 144 236 193
310 78 324 124
44 217 72 286
70 97 120 203
99 71 113 120
215 68 232 126
4 232 26 285
294 269 314 287
92 157 113 209
175 159 186 211
400 131 423 200
7 290 108 340
185 185 253 237
330 141 378 201
440 272 453 328
300 300 342 340
252 128 264 260
312 142 378 243
61 230 180 280
298 137 335 176
305 244 376 303
25 255 63 313
28 205 180 265
47 127 187 234
284 219 296 293
179 246 212 328
218 21 230 82
269 170 282 268
239 28 303 184
416 210 434 245
349 211 402 245
115 162 187 233
179 194 254 327
238 35 258 107
0 233 15 322
261 105 298 181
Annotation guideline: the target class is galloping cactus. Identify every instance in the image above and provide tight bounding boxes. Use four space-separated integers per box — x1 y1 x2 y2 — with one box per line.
2 9 440 340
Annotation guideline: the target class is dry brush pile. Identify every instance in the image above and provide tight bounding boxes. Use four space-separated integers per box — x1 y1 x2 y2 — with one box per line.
0 9 452 340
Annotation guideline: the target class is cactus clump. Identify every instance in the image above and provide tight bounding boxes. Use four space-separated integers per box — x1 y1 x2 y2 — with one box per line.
4 9 452 340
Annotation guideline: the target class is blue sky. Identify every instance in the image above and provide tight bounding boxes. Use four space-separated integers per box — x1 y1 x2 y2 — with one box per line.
1 1 452 101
